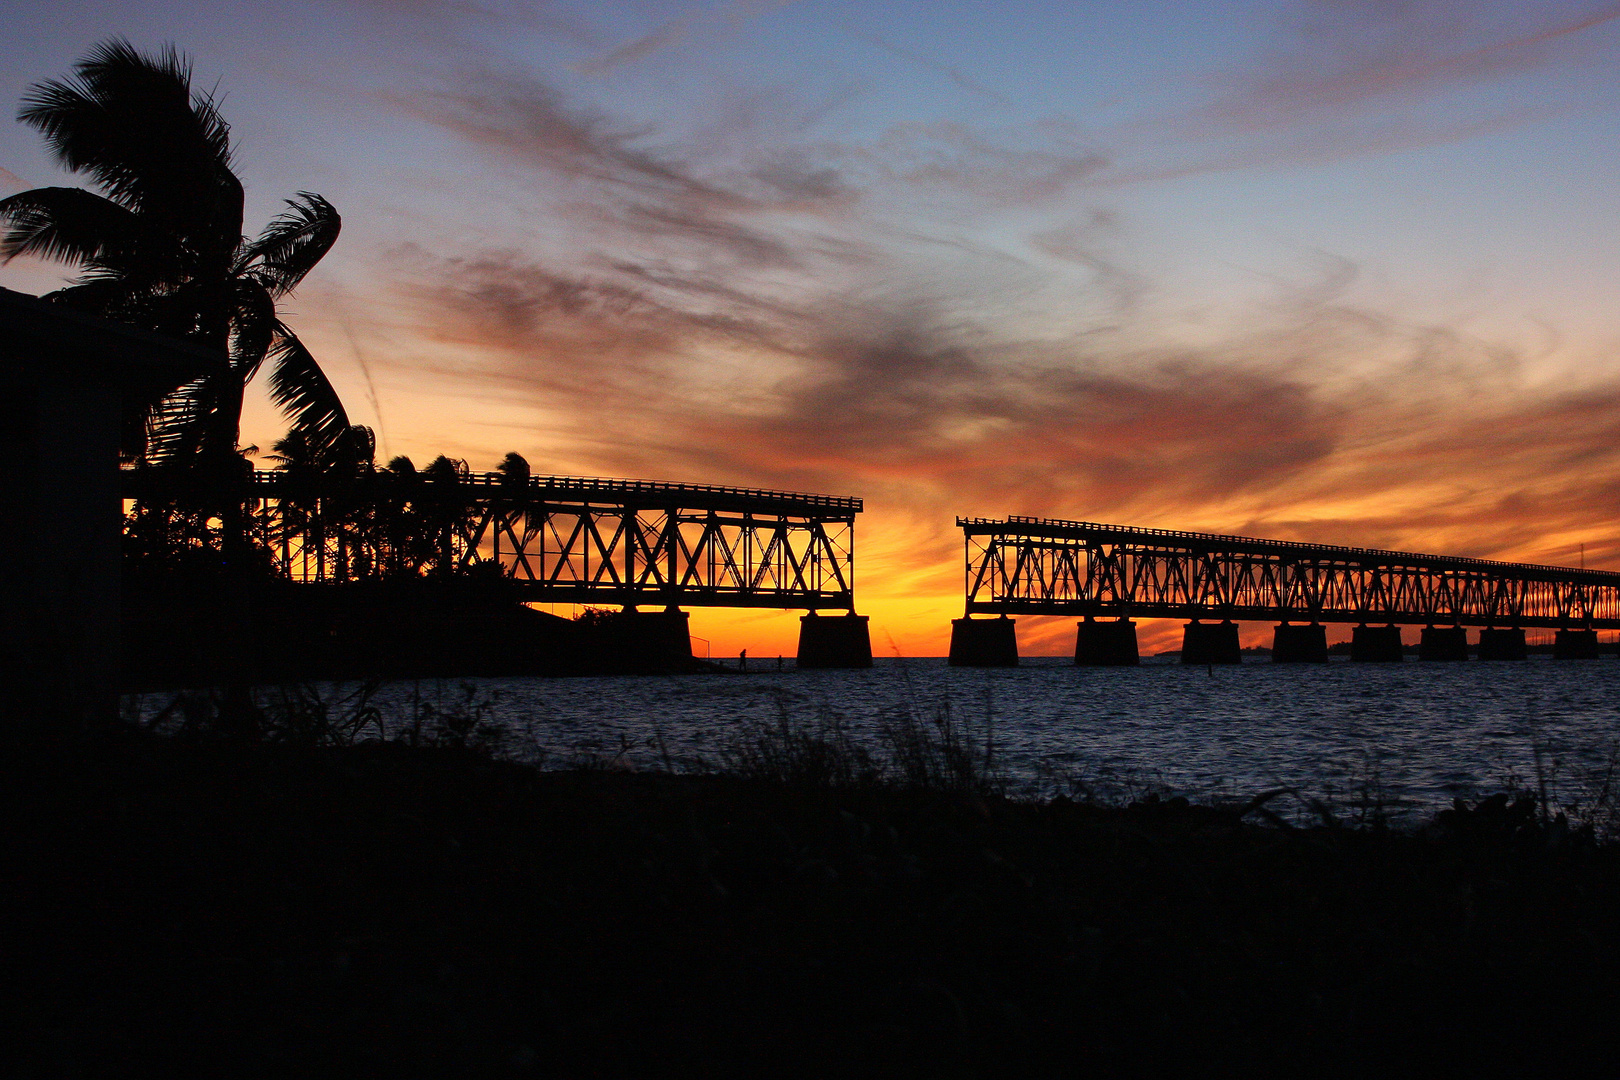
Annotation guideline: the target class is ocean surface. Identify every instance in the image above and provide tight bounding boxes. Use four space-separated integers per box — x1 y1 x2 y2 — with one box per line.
328 655 1620 820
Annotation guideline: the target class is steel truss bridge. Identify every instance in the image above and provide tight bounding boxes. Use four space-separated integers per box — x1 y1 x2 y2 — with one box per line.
125 470 860 611
959 517 1620 629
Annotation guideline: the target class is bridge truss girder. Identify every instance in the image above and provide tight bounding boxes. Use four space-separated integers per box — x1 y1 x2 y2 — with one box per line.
125 470 859 611
961 518 1620 629
473 502 855 610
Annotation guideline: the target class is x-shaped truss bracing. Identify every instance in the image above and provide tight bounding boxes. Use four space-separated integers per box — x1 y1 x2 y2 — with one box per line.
960 517 1620 628
470 503 856 609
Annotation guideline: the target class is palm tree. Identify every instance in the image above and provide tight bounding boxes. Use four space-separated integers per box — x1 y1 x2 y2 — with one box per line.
0 39 348 463
267 423 379 580
496 452 531 487
421 455 471 575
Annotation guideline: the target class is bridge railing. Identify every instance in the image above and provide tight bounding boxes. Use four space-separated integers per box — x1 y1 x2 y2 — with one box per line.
958 516 1620 584
240 470 862 514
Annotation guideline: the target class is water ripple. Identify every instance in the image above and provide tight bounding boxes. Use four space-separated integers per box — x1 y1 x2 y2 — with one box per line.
361 655 1620 813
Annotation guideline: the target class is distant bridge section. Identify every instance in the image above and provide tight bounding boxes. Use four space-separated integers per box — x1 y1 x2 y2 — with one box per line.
949 516 1620 666
958 516 1620 628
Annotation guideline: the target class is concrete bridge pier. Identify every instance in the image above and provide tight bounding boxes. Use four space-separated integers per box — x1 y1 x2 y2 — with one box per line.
1182 620 1241 665
1555 629 1600 659
1351 624 1404 662
1477 627 1527 661
592 608 693 672
1420 626 1469 661
948 616 1018 667
798 612 873 669
1271 622 1327 663
1075 618 1139 666
644 608 695 665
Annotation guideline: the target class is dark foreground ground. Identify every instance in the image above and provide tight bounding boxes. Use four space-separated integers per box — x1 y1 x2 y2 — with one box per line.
6 728 1620 1078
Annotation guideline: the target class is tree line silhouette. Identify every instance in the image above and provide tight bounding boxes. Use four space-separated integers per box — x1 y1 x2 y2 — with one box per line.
122 429 537 585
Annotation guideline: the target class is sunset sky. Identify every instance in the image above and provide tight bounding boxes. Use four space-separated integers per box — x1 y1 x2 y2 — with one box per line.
6 1 1620 656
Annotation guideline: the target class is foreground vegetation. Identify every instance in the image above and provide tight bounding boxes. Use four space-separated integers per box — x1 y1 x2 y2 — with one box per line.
8 698 1620 1078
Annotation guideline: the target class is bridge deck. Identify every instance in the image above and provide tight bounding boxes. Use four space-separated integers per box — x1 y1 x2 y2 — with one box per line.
123 469 861 517
960 516 1620 583
260 472 861 516
960 516 1620 629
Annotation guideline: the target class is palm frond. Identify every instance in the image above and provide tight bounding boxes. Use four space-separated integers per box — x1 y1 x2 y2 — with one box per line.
47 279 192 343
17 39 242 253
0 186 140 264
239 192 341 297
267 427 320 471
143 376 216 463
497 452 531 485
44 277 138 313
266 323 349 449
228 278 278 381
335 425 376 469
79 41 231 168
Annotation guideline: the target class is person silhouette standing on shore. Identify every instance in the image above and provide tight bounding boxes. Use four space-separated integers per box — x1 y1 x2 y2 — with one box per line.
739 649 746 671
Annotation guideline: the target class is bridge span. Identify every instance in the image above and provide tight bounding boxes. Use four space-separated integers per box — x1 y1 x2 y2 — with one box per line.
122 468 872 667
949 516 1620 666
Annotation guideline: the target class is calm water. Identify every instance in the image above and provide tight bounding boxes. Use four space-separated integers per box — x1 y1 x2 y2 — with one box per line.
351 656 1620 816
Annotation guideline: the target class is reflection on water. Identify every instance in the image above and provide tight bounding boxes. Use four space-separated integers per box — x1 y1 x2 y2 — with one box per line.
358 656 1620 812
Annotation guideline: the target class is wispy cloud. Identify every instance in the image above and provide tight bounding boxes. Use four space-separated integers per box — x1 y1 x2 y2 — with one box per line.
349 0 602 50
852 30 1009 105
1091 2 1620 180
573 0 798 75
1228 1 1620 125
388 73 731 198
572 19 687 76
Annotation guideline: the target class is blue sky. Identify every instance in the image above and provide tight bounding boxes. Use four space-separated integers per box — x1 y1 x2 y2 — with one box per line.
5 0 1620 653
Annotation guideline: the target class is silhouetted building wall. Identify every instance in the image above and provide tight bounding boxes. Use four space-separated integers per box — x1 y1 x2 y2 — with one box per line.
0 288 214 719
